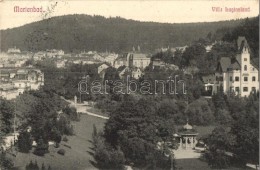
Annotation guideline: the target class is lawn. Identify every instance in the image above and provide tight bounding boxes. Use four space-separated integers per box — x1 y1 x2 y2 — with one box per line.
12 114 107 170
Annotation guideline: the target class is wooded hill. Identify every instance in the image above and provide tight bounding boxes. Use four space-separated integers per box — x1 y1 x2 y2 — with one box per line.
0 14 252 53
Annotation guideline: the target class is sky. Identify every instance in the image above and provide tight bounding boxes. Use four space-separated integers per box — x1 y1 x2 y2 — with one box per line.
0 0 259 30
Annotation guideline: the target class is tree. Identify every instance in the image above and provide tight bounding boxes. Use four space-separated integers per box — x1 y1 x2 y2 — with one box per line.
0 98 14 134
17 131 33 153
92 124 97 140
231 106 259 166
50 127 62 147
104 96 177 168
92 130 126 170
33 137 49 156
0 152 14 169
206 94 259 168
205 126 235 168
26 160 39 170
214 109 232 125
185 98 215 126
62 106 79 121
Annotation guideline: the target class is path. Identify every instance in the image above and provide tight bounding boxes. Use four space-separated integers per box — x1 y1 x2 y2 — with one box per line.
60 96 109 120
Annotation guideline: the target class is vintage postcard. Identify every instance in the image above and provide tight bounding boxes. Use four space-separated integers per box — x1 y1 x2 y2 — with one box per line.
0 0 259 170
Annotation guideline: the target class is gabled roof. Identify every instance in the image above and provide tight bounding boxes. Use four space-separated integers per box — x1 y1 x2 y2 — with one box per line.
229 60 240 70
219 57 231 72
218 57 241 72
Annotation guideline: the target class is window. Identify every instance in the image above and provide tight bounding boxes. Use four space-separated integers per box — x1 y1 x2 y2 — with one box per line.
230 76 232 81
244 58 247 61
243 87 248 92
235 87 239 92
235 77 239 81
252 87 256 92
252 76 256 81
217 76 223 81
244 65 247 71
244 77 248 82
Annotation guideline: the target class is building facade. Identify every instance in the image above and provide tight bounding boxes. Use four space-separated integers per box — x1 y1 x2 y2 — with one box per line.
126 53 150 69
203 37 259 97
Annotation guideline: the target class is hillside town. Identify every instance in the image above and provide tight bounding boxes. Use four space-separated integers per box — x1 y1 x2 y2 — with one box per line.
1 36 258 101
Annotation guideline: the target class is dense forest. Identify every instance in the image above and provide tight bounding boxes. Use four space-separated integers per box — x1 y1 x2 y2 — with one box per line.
0 14 251 53
152 16 259 71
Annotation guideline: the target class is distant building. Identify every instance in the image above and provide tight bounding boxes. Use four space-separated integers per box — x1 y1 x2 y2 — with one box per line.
56 60 66 68
170 46 188 53
46 49 64 58
201 74 215 96
152 58 166 69
14 60 27 67
152 59 179 70
104 54 118 66
126 52 150 69
34 51 46 61
114 56 127 68
0 68 44 99
93 53 105 62
7 47 21 53
0 83 19 100
1 133 19 151
79 52 105 63
131 67 143 79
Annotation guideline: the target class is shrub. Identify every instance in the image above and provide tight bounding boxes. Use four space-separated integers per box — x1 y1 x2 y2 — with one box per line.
33 137 49 156
62 136 68 142
25 160 39 170
57 116 74 136
62 106 79 121
57 149 66 155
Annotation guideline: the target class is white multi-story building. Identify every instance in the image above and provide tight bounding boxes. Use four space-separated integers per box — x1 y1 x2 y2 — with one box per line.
203 37 259 97
0 68 44 99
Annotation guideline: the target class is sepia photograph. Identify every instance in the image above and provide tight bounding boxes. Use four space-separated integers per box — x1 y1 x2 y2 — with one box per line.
0 0 259 169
